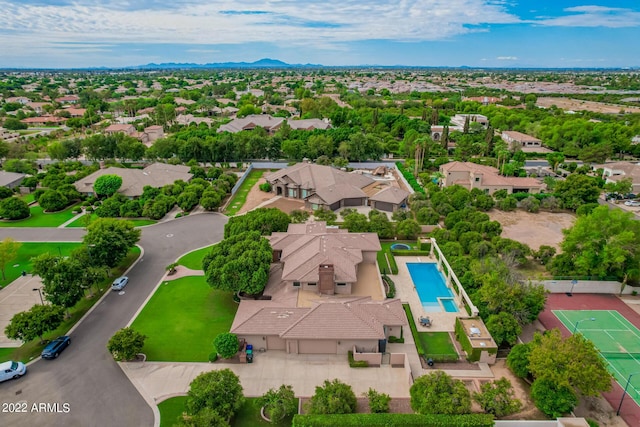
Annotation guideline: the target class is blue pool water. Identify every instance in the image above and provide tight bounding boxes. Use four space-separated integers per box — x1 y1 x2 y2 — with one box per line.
407 263 458 313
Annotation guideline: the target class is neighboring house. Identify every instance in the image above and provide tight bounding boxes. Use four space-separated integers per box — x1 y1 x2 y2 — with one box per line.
369 186 410 212
501 131 542 150
64 107 87 118
450 114 489 129
74 163 192 198
143 125 164 143
55 95 80 104
599 161 640 194
269 222 381 295
231 297 406 355
265 163 376 211
20 116 67 125
175 114 213 127
287 118 331 131
464 96 501 106
104 124 136 136
632 135 640 145
440 161 543 195
6 96 30 105
0 171 26 189
26 102 51 114
218 114 284 133
217 115 331 134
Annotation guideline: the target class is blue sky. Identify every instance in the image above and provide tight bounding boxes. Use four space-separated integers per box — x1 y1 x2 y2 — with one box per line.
0 1 638 68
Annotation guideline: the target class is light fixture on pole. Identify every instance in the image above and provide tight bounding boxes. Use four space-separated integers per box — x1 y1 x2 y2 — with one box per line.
573 317 596 334
566 279 578 296
617 371 640 416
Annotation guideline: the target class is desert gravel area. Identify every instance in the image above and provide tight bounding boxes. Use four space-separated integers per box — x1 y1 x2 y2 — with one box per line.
536 97 640 114
487 210 576 251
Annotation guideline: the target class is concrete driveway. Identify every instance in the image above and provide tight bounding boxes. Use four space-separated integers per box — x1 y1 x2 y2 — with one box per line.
0 213 228 427
0 274 46 347
122 352 412 404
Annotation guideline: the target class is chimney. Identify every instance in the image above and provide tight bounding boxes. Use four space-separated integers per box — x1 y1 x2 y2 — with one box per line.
318 264 335 295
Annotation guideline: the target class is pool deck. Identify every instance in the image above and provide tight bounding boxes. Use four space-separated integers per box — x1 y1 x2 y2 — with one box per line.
392 256 461 333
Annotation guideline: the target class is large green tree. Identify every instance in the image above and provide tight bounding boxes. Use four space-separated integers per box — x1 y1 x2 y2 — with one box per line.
185 369 244 421
410 371 471 415
107 327 147 361
32 253 85 316
203 231 272 295
0 197 30 220
94 174 123 197
473 378 522 418
553 174 601 210
528 329 611 398
83 218 141 267
550 205 640 281
5 304 64 343
223 208 290 238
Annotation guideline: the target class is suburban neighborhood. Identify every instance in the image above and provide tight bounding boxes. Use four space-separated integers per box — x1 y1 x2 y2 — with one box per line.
1 66 640 427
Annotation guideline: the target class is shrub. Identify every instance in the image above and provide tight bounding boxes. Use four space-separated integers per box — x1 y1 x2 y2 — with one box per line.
506 343 531 378
38 189 69 212
0 197 30 220
259 182 272 192
347 351 369 368
473 378 522 417
410 371 471 415
107 327 146 361
365 388 391 413
530 378 578 418
259 385 298 422
291 413 494 427
213 332 239 359
306 379 357 415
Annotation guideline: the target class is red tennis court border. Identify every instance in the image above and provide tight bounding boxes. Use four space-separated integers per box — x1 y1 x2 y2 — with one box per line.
539 293 640 426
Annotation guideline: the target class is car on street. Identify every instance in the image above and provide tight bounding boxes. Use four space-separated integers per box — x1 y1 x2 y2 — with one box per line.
41 336 71 359
112 276 129 291
0 360 27 382
624 200 640 207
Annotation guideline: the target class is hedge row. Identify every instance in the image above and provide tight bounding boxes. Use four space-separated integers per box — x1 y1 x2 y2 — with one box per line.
347 350 369 368
396 162 425 194
383 275 396 298
402 304 425 357
292 413 494 426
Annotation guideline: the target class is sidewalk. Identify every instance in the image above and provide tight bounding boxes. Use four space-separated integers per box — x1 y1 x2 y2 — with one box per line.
0 274 44 347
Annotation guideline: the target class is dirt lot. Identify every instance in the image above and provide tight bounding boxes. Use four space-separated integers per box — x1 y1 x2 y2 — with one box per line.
488 210 575 251
537 97 640 114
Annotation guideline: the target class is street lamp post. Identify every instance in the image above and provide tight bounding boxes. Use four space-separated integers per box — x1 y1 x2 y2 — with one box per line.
573 317 596 334
566 279 578 296
32 287 44 305
617 372 640 416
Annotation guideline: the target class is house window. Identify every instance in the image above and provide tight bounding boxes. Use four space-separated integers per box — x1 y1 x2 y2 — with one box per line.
308 282 316 286
293 282 300 287
475 177 480 182
337 283 346 286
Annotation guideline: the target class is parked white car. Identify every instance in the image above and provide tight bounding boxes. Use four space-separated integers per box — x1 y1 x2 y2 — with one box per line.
0 360 26 382
624 200 640 207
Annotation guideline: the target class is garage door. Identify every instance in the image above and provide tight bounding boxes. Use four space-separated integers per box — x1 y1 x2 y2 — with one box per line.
298 340 337 354
266 336 285 350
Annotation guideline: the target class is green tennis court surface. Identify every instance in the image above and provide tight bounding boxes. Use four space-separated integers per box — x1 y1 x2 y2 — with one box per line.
554 310 640 406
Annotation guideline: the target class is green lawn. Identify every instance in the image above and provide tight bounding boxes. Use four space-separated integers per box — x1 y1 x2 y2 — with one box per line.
0 204 79 228
224 169 265 216
0 348 17 360
233 398 293 427
419 332 458 359
21 193 36 204
65 213 157 228
177 245 214 270
131 276 237 362
158 396 188 427
158 397 291 427
0 242 83 288
4 247 141 363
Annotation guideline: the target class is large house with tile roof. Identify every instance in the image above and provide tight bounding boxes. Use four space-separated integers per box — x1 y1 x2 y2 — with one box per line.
74 163 192 198
439 161 543 195
599 161 640 194
217 114 330 134
266 163 410 212
230 221 406 355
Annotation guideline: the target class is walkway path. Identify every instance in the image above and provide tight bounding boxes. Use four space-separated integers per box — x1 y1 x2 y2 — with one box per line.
58 211 85 228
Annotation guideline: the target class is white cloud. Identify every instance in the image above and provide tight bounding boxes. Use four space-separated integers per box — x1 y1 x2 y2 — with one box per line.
532 5 640 28
496 56 517 60
0 0 520 49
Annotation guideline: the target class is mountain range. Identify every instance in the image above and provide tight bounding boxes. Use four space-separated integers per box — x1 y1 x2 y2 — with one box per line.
134 58 321 69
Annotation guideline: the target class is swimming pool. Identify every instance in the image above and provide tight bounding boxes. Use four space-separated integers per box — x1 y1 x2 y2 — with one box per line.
390 243 411 250
407 263 458 313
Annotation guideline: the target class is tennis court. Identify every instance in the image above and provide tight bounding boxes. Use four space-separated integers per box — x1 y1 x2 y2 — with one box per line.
554 309 640 407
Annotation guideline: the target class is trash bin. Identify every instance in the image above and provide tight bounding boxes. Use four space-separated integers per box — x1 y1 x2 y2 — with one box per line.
246 344 253 352
427 358 434 367
246 352 253 363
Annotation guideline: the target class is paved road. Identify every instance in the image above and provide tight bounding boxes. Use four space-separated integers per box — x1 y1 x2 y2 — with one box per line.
0 213 228 427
